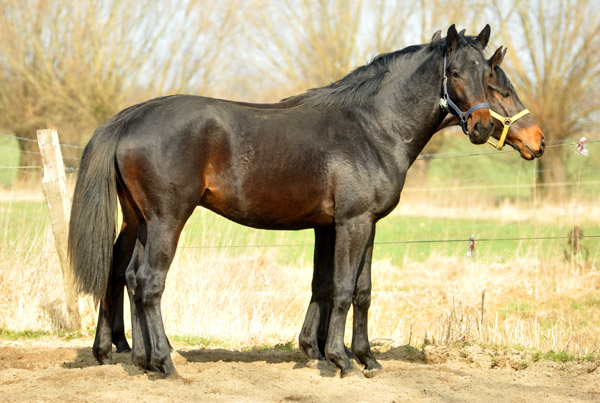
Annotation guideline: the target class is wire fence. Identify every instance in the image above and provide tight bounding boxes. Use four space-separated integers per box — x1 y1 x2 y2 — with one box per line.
0 131 598 256
2 133 598 164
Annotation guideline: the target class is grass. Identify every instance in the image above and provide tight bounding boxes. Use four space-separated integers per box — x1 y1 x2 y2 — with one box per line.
426 134 600 200
169 334 228 348
0 135 21 188
5 197 598 266
531 349 599 363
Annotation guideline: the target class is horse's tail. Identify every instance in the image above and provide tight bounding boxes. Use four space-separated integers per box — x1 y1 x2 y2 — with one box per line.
68 117 127 303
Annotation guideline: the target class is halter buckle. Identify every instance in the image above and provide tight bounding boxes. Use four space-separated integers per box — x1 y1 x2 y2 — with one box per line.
487 109 530 150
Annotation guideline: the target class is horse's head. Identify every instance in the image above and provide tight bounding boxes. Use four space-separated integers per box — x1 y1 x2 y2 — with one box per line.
441 24 495 145
485 47 546 160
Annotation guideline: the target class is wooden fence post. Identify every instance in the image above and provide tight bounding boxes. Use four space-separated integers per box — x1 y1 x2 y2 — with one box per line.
37 129 81 331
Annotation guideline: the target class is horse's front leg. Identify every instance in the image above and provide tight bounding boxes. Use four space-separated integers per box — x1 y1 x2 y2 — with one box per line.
299 227 334 364
350 224 383 377
325 215 374 377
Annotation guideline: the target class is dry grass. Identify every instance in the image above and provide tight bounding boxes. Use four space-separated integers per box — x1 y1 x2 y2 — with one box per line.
1 201 599 358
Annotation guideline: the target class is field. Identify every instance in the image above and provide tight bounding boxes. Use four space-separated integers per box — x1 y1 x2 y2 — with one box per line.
1 133 600 400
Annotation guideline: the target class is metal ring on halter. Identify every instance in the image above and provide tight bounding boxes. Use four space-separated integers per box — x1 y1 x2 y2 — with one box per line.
487 109 530 150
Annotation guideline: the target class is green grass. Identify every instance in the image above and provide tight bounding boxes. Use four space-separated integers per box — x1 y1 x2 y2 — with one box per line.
0 135 21 187
530 349 599 363
180 208 600 266
169 334 228 348
0 200 49 248
428 134 600 200
570 295 600 311
0 328 91 340
3 198 600 266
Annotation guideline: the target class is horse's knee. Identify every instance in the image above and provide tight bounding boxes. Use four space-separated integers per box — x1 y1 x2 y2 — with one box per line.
353 290 371 310
332 294 352 313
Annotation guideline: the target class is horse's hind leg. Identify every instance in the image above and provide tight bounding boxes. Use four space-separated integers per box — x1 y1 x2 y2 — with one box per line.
111 220 136 353
92 199 137 363
124 221 175 373
299 227 334 364
132 212 191 377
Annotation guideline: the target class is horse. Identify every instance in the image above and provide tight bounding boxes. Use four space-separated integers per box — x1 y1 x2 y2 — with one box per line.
297 32 545 376
69 24 507 378
102 33 547 371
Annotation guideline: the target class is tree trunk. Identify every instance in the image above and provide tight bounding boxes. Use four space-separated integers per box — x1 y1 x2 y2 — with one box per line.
536 145 567 202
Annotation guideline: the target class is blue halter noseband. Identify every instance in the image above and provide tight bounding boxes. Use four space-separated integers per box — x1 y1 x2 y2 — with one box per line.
439 54 489 135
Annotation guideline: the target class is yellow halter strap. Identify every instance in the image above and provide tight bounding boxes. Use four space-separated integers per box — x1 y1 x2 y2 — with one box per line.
486 109 530 150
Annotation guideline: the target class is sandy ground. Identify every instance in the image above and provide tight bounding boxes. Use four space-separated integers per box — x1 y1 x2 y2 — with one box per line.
1 340 599 402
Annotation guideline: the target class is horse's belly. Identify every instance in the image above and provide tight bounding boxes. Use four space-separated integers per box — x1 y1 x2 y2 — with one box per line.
200 183 334 230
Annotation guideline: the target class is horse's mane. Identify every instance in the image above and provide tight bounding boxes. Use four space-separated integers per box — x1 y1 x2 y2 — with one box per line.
288 35 484 108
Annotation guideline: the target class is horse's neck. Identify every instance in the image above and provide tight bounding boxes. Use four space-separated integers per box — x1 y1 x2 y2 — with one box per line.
371 51 447 166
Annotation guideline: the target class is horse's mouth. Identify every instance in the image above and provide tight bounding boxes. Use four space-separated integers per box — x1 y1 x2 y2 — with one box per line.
517 145 533 160
527 144 544 159
506 140 537 160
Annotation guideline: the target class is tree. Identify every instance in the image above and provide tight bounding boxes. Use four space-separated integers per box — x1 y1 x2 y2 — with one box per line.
0 0 240 184
243 0 490 100
490 0 600 200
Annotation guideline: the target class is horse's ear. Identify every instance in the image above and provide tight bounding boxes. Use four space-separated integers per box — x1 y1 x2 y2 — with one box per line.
488 46 506 69
458 28 466 36
476 24 491 48
431 30 442 42
446 24 459 55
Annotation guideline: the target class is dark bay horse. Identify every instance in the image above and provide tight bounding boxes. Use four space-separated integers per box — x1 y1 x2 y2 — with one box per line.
298 33 546 376
103 33 546 372
69 25 502 377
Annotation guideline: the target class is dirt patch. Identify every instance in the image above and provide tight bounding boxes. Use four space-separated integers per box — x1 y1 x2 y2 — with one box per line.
1 340 599 402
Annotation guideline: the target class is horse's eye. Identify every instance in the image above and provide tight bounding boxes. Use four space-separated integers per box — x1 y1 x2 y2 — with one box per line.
502 92 511 98
451 71 460 78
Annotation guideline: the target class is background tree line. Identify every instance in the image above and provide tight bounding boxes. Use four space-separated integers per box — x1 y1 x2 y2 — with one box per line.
0 0 599 199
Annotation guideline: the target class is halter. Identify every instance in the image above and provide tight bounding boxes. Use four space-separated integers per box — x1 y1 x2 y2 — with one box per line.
440 54 490 135
486 108 530 150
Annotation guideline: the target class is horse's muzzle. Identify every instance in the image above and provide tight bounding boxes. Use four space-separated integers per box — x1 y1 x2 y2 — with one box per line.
469 121 495 144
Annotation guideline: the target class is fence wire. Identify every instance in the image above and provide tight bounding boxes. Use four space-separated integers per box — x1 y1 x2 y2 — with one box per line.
0 132 598 254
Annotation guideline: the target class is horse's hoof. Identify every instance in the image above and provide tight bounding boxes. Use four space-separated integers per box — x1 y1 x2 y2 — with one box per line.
363 367 385 378
98 356 114 365
306 359 320 369
132 353 149 370
163 367 181 380
114 341 132 353
94 350 113 365
341 367 364 378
